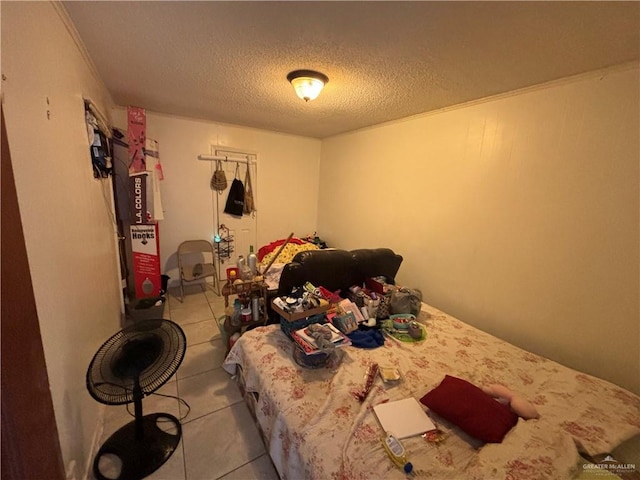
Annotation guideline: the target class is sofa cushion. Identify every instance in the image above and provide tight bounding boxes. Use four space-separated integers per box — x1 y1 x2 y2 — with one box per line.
351 248 403 284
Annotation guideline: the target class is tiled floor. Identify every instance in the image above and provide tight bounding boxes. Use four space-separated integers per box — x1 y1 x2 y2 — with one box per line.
92 284 280 480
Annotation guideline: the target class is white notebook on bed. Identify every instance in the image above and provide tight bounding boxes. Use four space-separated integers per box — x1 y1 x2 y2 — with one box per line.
373 397 436 439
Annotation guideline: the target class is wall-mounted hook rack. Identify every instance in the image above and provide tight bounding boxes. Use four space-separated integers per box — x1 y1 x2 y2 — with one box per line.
198 147 257 165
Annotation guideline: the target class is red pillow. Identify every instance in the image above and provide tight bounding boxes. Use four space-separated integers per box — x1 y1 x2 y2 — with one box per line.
420 375 518 443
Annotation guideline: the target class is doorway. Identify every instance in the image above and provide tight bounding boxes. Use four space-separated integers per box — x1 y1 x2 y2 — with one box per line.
210 148 258 280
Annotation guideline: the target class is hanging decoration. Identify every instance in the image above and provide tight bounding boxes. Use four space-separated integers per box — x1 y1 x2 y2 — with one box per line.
211 159 228 192
243 163 255 214
127 106 146 174
127 106 161 298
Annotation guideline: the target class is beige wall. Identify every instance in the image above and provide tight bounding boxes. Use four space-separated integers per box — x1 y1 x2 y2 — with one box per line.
109 109 322 285
2 2 121 478
319 66 639 394
3 5 638 478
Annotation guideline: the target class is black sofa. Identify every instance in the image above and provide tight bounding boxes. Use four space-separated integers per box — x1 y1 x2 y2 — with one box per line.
275 248 403 297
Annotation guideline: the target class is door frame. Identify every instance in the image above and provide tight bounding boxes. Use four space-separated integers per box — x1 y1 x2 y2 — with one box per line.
1 104 65 479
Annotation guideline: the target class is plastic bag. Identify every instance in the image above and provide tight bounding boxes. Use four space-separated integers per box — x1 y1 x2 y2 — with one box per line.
390 287 423 316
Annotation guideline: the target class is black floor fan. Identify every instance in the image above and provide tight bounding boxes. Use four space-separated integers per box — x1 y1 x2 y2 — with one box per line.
86 319 187 480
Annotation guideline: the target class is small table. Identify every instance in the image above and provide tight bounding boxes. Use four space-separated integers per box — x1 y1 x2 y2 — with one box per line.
221 280 268 353
222 280 267 308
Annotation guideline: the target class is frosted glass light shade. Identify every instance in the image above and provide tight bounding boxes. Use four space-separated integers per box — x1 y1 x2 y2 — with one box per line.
287 70 329 102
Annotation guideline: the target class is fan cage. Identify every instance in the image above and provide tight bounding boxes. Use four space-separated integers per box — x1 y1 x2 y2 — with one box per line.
86 319 186 405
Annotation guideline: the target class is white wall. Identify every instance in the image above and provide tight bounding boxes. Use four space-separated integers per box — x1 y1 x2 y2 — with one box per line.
319 66 639 394
2 3 121 478
110 109 322 285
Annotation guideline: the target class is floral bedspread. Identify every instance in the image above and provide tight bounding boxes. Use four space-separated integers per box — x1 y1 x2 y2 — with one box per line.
222 303 639 480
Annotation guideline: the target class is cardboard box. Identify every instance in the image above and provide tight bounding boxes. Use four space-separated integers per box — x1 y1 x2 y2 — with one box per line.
271 299 331 322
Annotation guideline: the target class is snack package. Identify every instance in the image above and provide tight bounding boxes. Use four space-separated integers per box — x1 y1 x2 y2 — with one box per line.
379 366 402 386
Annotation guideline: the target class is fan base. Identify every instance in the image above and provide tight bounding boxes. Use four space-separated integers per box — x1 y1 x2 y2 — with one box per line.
93 413 182 480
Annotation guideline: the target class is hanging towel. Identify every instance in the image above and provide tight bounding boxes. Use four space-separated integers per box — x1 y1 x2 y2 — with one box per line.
224 164 245 216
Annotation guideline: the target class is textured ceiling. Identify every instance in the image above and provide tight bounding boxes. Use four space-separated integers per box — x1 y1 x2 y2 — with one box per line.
62 1 639 139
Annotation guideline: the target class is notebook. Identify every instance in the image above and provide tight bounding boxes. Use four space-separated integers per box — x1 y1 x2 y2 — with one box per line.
373 397 436 439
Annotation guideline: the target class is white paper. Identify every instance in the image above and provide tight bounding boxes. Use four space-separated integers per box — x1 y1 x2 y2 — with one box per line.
373 397 436 439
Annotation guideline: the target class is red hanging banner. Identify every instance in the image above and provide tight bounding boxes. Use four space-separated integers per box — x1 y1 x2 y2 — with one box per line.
131 224 161 298
127 107 161 298
129 174 147 225
127 106 146 174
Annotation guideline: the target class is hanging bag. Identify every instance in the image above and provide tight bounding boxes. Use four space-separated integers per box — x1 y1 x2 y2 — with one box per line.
243 163 255 214
390 287 423 316
211 159 227 192
224 163 245 216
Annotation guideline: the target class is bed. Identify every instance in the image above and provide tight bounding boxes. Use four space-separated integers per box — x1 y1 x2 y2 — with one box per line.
222 302 639 479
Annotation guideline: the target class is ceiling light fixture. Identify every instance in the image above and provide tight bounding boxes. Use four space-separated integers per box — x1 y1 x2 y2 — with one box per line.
287 70 329 102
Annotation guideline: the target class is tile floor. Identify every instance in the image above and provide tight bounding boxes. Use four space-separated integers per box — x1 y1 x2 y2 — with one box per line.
92 284 280 480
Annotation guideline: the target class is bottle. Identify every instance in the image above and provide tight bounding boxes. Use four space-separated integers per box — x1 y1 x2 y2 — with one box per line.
224 303 234 320
231 299 242 327
237 255 246 270
382 433 413 473
248 245 258 276
240 263 252 281
252 296 260 321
